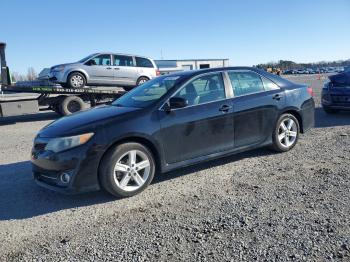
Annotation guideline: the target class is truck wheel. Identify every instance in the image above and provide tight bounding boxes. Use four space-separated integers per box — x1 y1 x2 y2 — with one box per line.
136 76 149 86
99 142 155 197
67 72 86 89
59 96 85 116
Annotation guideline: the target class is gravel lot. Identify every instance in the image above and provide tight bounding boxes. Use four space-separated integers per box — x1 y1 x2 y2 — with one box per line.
0 74 349 261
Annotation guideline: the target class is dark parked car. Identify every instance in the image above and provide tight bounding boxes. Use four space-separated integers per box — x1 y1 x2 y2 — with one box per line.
31 67 315 197
322 71 350 113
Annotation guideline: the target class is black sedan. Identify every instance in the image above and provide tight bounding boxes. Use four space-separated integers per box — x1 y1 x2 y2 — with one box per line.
31 67 315 197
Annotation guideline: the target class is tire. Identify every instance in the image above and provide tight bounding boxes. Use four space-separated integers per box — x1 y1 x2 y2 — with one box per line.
59 96 85 116
136 76 150 86
271 113 300 152
67 72 86 89
323 107 339 114
99 142 155 197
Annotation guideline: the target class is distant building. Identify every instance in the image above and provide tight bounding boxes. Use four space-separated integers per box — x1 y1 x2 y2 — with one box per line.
155 59 230 74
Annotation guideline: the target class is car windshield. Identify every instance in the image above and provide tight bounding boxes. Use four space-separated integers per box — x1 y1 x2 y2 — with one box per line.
112 75 185 108
77 54 97 63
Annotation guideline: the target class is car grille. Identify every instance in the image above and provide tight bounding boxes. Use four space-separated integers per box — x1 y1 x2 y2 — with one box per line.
34 172 60 186
331 95 350 103
33 136 49 152
34 143 47 151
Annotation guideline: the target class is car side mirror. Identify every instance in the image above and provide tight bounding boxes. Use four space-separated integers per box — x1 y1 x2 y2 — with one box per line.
165 97 188 112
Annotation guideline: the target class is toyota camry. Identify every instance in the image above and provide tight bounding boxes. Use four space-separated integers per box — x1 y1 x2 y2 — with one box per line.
31 67 315 197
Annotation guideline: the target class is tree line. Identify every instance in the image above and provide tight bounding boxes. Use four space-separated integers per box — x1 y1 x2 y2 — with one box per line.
0 67 38 83
10 67 38 82
255 59 350 71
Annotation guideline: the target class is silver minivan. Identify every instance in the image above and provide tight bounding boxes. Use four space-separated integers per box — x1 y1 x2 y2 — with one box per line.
49 53 160 89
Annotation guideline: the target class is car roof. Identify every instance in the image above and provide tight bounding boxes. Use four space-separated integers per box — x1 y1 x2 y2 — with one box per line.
94 52 153 60
166 67 294 87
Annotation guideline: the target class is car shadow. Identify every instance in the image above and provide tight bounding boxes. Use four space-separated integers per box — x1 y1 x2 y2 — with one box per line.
314 107 350 128
0 161 115 220
0 148 276 221
0 111 59 125
154 147 275 184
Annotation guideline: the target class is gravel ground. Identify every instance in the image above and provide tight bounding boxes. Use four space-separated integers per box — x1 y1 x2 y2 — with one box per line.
0 74 349 261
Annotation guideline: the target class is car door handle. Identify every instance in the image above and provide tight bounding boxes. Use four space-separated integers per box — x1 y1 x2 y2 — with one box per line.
106 67 112 70
114 67 120 70
272 94 282 100
219 105 232 112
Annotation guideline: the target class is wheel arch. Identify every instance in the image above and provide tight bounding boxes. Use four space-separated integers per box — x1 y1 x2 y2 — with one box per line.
65 70 89 84
280 108 304 133
98 135 161 180
136 75 150 84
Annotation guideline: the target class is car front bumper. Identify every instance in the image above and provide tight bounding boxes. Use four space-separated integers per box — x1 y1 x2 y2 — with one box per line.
31 139 103 194
48 71 66 83
322 99 350 111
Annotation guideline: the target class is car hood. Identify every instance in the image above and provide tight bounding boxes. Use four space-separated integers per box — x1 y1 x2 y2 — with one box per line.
50 62 80 70
39 105 141 137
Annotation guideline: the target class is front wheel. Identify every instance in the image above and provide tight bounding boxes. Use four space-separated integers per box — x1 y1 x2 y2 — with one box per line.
99 143 155 197
271 113 300 152
67 72 86 89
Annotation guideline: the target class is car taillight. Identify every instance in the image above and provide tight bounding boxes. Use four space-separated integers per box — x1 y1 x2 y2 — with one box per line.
307 86 314 97
156 69 161 76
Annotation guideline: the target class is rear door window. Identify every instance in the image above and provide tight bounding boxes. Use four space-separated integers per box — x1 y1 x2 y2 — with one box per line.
228 71 265 96
136 57 154 68
114 55 134 67
261 76 280 91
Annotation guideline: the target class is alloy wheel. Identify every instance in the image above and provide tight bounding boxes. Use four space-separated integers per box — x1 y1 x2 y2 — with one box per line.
278 117 298 148
113 150 151 192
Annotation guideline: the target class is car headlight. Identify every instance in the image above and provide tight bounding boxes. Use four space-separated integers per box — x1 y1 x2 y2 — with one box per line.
45 133 94 153
51 65 65 72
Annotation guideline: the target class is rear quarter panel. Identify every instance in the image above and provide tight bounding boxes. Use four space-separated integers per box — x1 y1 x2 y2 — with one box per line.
284 84 315 132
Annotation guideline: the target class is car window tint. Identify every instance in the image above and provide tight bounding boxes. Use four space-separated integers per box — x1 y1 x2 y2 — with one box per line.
136 57 154 68
114 55 134 67
178 73 226 106
261 76 280 91
113 76 182 108
91 54 111 66
228 71 264 96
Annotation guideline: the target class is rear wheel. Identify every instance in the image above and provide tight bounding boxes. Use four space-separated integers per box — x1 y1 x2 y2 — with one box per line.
271 113 300 152
136 76 149 86
59 96 85 116
99 142 155 197
67 72 86 89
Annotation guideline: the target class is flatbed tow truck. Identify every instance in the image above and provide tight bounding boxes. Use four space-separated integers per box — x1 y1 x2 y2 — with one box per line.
0 43 127 117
